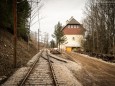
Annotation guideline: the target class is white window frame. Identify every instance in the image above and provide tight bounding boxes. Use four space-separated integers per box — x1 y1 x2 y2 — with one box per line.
77 25 79 28
68 25 70 28
72 37 75 40
71 25 73 28
74 25 76 28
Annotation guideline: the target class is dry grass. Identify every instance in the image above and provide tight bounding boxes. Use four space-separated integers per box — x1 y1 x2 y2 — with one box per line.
0 30 37 78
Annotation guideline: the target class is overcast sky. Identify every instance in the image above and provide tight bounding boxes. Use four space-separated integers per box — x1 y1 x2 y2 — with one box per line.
30 0 87 41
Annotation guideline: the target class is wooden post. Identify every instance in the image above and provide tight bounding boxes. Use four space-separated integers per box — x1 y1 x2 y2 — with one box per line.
38 29 39 51
13 0 17 68
113 35 115 56
28 0 32 51
46 33 49 48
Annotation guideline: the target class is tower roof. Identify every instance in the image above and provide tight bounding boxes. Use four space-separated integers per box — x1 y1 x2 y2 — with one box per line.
67 16 80 25
62 16 86 35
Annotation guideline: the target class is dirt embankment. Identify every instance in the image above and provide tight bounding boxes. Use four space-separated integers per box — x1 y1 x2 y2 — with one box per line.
0 30 37 78
64 52 115 86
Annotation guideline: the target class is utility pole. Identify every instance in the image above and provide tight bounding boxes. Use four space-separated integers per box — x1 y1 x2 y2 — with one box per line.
37 0 41 52
13 0 17 68
113 35 115 56
44 32 47 48
35 31 37 45
28 0 32 51
38 29 39 52
43 34 45 48
46 33 49 48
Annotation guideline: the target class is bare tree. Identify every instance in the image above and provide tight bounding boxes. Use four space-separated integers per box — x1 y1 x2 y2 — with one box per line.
83 0 115 55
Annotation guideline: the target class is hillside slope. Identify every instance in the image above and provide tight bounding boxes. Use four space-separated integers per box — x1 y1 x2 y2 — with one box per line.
0 30 37 77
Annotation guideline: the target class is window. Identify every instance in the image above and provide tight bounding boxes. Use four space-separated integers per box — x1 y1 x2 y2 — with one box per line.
71 25 73 28
74 25 76 28
72 37 75 40
68 25 70 28
77 25 79 28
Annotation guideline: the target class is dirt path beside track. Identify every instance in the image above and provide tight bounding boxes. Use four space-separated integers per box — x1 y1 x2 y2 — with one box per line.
65 52 115 86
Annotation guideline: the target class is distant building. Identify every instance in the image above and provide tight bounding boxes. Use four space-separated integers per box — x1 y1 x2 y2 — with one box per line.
60 16 85 52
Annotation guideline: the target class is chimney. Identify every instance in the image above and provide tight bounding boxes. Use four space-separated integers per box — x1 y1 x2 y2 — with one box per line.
71 16 73 18
66 20 69 24
69 16 74 21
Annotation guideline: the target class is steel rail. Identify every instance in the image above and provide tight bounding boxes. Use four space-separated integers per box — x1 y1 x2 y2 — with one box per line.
41 55 54 63
18 53 42 86
46 50 59 86
48 55 67 63
18 49 59 86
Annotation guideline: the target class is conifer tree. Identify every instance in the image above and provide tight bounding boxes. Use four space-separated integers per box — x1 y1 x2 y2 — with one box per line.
52 22 66 50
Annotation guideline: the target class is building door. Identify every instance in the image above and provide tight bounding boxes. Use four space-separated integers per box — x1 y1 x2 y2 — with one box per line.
66 47 71 52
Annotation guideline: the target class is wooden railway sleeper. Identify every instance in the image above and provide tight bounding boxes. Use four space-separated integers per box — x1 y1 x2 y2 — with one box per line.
47 54 59 86
48 55 67 63
18 54 41 86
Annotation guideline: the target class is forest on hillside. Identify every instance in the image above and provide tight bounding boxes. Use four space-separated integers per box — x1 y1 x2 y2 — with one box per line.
83 0 115 55
0 0 39 80
0 0 30 41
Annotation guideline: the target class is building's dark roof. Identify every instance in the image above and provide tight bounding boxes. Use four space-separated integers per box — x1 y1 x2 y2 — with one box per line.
67 16 80 25
62 16 81 30
62 16 86 35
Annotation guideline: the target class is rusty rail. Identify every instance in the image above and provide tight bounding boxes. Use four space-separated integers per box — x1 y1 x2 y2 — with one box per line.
46 50 59 86
18 52 42 86
48 54 67 63
18 49 59 86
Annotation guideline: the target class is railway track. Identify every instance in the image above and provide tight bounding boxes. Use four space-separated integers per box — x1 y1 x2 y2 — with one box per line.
48 54 67 63
3 49 83 86
18 49 60 86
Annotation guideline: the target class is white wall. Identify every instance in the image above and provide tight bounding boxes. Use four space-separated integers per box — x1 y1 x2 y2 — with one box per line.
65 35 83 46
60 35 84 50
